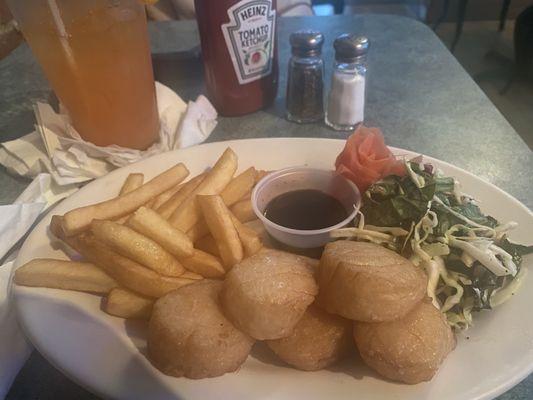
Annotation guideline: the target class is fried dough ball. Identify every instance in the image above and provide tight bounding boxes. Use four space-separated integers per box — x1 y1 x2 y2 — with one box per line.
148 280 254 379
318 241 427 322
266 304 352 371
353 299 455 384
220 249 318 340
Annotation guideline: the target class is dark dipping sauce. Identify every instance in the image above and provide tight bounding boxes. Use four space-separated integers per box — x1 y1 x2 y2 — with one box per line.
264 189 348 230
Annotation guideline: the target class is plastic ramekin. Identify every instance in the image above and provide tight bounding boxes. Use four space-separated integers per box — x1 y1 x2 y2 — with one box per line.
251 167 361 248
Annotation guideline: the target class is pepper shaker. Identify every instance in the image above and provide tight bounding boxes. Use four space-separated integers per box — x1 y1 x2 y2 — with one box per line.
326 34 369 131
286 30 325 123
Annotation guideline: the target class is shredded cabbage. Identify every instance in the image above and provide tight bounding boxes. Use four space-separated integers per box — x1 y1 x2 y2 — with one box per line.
331 158 531 330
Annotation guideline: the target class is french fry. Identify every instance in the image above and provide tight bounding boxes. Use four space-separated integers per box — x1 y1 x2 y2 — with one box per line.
151 181 186 210
225 169 267 207
243 219 265 234
67 234 197 298
219 167 256 207
156 173 206 219
230 199 256 223
186 203 252 244
198 195 243 269
180 249 225 278
14 259 117 294
169 148 237 232
50 215 65 238
238 190 252 202
181 270 204 280
61 163 189 236
229 169 268 209
126 207 193 259
255 169 270 183
195 235 220 257
91 220 184 277
117 174 155 220
186 220 210 243
186 197 258 244
114 215 129 224
244 219 276 249
119 173 144 195
145 198 156 209
104 288 154 319
49 216 81 258
185 167 256 242
230 214 263 257
115 174 145 224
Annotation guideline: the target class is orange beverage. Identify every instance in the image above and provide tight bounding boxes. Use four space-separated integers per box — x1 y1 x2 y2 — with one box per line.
8 0 159 149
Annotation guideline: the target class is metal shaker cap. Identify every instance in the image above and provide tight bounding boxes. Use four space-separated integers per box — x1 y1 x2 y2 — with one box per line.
290 30 324 57
334 34 369 62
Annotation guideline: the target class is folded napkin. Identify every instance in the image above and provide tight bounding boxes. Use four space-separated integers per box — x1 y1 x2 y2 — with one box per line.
0 261 30 400
0 174 79 399
0 81 217 186
0 82 217 398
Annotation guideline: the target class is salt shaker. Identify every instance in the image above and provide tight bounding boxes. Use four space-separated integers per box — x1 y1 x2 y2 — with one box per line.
286 30 325 123
326 34 369 131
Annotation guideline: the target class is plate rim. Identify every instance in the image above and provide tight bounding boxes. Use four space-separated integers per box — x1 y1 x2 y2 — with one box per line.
12 137 533 400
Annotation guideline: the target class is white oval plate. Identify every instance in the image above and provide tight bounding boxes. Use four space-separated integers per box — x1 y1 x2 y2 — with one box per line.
14 138 533 400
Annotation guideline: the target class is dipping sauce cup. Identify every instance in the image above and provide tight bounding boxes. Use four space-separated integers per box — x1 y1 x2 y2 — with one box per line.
252 167 361 248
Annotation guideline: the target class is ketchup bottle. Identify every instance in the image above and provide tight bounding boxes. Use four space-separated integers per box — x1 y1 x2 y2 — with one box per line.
194 0 278 116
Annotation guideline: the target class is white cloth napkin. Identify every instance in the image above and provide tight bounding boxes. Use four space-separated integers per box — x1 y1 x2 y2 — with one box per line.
0 81 217 186
0 174 78 399
0 82 217 398
0 261 31 400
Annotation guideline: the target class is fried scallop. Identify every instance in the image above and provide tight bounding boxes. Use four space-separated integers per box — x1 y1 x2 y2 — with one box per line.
318 241 427 322
147 280 254 379
220 249 318 340
266 304 352 371
353 299 455 384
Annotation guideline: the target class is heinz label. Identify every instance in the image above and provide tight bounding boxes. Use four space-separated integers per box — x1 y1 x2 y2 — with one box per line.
222 0 276 85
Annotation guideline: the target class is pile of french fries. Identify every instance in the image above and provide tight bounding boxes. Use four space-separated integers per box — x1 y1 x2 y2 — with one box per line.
15 148 267 320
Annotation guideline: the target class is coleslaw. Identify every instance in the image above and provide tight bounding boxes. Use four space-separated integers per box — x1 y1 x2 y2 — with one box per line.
332 158 533 330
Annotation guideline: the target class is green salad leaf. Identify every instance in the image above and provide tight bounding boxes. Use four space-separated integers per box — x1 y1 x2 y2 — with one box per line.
361 168 435 229
435 177 455 193
469 263 505 310
351 159 531 329
498 237 533 266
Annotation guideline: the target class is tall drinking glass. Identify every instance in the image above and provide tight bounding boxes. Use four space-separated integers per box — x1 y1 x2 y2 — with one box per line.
8 0 160 150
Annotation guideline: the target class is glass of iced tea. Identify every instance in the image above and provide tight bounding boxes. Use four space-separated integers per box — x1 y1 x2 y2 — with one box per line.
8 0 159 150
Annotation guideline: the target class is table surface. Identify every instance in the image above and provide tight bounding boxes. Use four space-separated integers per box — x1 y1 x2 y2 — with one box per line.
2 14 532 400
